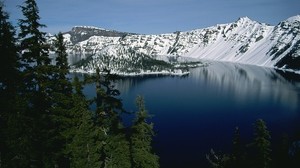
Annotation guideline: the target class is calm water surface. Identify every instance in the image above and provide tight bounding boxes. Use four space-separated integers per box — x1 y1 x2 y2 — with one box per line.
80 61 300 168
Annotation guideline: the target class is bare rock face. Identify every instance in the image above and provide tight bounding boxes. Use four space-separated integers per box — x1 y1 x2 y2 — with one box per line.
65 26 135 44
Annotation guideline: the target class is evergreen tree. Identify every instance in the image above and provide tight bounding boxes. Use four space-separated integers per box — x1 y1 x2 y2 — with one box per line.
53 32 71 94
17 0 52 166
0 2 19 90
91 67 131 168
46 32 73 167
19 0 50 68
130 96 159 168
252 119 272 168
94 68 123 113
103 132 131 168
0 2 21 167
73 75 84 96
66 90 100 168
18 0 51 102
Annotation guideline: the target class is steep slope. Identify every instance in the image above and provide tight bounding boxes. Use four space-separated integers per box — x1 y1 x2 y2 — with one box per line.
49 15 300 73
185 15 300 70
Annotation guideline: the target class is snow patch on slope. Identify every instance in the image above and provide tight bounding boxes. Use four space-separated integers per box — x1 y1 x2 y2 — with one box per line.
48 15 300 74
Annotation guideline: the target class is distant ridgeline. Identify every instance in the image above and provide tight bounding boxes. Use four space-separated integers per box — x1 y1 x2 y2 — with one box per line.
47 15 300 74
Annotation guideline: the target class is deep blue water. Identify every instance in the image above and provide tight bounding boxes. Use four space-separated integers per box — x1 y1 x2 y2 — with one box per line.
78 61 300 168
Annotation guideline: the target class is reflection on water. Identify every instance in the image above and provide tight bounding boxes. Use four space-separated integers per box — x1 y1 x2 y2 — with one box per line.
190 62 300 112
117 61 300 113
68 54 84 65
78 61 300 168
113 62 300 168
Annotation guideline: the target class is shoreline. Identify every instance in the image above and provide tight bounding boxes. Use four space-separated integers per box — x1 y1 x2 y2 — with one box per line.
70 69 190 76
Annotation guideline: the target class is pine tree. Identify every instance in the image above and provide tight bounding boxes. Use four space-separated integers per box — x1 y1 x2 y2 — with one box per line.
130 96 159 168
19 0 50 68
91 67 131 168
94 68 123 113
66 91 101 168
0 2 21 167
0 2 19 90
17 0 52 166
103 131 131 168
45 32 74 167
73 75 84 96
18 0 51 102
53 32 72 94
253 119 272 168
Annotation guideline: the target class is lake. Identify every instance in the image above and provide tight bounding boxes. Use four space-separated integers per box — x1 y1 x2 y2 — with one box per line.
80 61 300 168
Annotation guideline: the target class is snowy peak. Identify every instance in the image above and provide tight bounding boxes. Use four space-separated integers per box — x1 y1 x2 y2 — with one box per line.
277 15 300 30
236 16 255 24
285 15 300 23
53 15 300 73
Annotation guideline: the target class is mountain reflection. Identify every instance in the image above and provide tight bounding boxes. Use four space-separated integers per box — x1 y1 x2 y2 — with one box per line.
190 61 300 112
115 61 300 112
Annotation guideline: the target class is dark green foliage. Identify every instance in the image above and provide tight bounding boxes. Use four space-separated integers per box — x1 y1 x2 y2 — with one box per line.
130 96 159 168
252 119 272 168
1 1 160 167
19 0 50 69
205 120 300 168
74 51 178 74
0 1 18 116
54 33 70 80
45 32 75 167
92 67 132 168
0 2 22 167
103 132 131 168
94 67 123 113
141 56 173 70
0 3 19 90
15 0 53 166
65 93 101 168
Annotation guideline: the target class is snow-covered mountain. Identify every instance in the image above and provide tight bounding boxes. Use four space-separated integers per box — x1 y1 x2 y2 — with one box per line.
50 15 300 74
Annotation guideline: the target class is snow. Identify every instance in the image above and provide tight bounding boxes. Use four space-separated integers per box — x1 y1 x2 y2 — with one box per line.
70 68 190 76
73 26 107 31
55 15 300 74
285 15 300 23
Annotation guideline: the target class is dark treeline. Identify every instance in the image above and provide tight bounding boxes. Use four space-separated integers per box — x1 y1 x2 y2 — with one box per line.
206 119 300 168
0 0 158 168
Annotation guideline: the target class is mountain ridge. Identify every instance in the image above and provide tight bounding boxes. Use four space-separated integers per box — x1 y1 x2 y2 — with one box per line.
48 15 300 74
